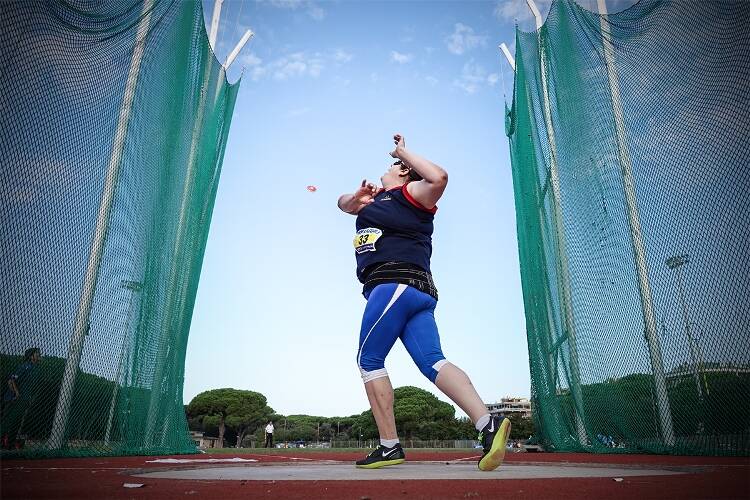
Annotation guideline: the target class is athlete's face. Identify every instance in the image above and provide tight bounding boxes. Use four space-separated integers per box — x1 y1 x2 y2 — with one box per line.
381 160 409 185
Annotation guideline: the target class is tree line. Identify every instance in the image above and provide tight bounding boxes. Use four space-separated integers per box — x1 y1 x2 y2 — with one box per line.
185 385 535 447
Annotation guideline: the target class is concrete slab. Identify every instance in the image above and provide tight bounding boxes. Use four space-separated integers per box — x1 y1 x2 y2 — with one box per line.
133 461 687 481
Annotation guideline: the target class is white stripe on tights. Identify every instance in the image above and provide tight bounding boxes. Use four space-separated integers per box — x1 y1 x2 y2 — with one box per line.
357 283 407 377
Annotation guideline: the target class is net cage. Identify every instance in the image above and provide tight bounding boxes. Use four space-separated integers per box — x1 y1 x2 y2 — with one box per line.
507 0 749 455
0 0 240 457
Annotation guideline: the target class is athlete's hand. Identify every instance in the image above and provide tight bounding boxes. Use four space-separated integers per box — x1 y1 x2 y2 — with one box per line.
355 179 378 200
390 133 406 159
340 179 378 214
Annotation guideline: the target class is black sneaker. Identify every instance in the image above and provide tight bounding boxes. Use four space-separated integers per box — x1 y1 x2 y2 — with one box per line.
477 416 511 471
355 443 406 468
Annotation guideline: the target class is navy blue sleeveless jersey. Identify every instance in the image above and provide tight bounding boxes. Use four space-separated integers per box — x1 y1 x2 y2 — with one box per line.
353 182 436 283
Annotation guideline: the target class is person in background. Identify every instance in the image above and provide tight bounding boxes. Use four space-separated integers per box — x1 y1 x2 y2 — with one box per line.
264 421 274 448
2 347 42 449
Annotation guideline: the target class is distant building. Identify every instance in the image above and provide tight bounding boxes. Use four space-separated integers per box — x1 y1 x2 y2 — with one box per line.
486 397 532 419
190 431 220 449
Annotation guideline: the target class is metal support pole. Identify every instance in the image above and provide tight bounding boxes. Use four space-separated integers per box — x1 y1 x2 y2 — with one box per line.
144 19 221 446
47 0 155 450
210 29 254 105
524 84 566 441
598 0 675 446
208 0 224 49
526 0 589 446
499 43 516 71
144 10 256 445
224 30 254 69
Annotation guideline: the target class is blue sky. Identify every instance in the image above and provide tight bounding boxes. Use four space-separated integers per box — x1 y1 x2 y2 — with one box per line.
185 0 633 419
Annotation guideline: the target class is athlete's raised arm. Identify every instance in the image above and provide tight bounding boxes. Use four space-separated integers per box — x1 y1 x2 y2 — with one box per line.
390 134 447 209
338 179 379 215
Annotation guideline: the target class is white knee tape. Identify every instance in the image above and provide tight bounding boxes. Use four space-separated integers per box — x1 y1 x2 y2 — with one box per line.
361 367 389 383
432 359 448 372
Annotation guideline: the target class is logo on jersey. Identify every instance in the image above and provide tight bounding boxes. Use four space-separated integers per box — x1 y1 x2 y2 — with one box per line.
353 228 383 254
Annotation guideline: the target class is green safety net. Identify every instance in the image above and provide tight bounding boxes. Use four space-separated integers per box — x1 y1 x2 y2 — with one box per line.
0 0 240 457
507 0 749 455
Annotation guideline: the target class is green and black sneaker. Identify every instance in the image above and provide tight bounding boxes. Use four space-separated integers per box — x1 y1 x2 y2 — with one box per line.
355 443 406 469
477 416 511 471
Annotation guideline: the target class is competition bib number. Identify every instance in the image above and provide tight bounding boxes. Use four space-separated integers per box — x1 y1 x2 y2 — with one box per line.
353 228 382 254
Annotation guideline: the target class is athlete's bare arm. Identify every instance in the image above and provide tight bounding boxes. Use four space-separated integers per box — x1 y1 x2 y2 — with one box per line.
338 179 378 215
390 134 447 209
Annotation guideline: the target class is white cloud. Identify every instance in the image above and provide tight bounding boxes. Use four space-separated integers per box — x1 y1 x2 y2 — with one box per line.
250 66 267 81
425 76 439 86
333 76 351 87
453 60 497 94
308 4 325 20
239 52 266 82
263 0 326 21
268 0 304 7
493 0 552 23
391 51 413 64
240 53 263 67
287 107 311 117
333 49 353 63
242 49 352 81
445 23 487 55
267 52 324 80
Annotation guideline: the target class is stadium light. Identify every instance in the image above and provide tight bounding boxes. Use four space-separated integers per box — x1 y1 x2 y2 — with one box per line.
666 254 703 399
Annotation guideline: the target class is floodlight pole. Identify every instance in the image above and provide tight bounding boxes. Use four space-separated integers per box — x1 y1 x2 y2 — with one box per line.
47 0 155 451
526 0 589 447
666 255 702 398
499 43 516 71
597 0 675 446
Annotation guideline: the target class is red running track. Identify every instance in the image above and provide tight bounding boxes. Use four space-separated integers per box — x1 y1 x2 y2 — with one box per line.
2 451 748 499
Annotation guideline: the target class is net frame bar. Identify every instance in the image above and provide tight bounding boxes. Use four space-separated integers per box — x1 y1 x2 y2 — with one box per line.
526 0 589 447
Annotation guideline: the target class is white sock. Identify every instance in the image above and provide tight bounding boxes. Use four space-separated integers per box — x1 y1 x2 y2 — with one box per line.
475 413 491 432
380 438 399 448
